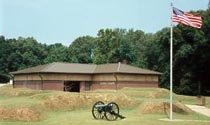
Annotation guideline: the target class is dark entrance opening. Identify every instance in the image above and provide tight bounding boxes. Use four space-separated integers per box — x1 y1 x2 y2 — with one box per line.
64 81 80 92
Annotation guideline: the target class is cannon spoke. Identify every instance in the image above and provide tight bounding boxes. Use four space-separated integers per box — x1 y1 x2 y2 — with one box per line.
92 101 105 119
105 111 117 120
105 102 119 121
93 109 104 119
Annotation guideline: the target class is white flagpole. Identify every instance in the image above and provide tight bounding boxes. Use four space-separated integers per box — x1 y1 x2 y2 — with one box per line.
170 3 173 121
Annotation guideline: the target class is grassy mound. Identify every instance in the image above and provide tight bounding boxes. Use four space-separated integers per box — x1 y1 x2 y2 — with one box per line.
0 107 40 121
39 92 135 111
0 85 43 97
39 93 90 111
120 88 170 99
0 85 200 122
139 102 192 114
89 93 135 108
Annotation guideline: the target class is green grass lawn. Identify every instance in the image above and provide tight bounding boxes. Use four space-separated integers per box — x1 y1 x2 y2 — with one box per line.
1 109 210 125
0 85 209 125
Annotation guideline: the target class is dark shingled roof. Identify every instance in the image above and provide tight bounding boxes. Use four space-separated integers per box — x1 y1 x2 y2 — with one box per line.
11 62 161 75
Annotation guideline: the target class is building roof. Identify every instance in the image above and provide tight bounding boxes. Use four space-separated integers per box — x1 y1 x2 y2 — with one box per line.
11 62 161 75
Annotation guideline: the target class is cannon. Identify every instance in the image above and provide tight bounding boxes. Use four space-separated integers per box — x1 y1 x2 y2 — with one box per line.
92 101 125 121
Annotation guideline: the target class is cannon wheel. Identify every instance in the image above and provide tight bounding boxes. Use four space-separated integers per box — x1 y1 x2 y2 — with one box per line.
105 102 119 121
92 101 105 119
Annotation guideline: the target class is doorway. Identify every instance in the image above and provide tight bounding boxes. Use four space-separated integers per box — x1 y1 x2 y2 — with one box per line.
64 81 80 92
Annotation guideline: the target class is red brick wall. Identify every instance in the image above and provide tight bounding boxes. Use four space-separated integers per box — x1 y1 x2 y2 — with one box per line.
117 81 158 89
14 80 42 90
42 80 64 91
80 81 85 92
90 81 158 91
91 82 117 91
14 80 64 91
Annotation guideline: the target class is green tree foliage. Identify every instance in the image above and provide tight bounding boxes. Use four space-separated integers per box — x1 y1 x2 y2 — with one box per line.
144 28 170 89
9 37 47 70
69 36 95 63
0 36 48 82
44 43 70 63
126 29 147 67
0 36 12 82
0 36 11 73
174 9 210 95
94 29 136 64
146 9 210 95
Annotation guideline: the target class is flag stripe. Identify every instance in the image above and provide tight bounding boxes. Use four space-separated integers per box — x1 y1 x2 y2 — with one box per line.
173 15 202 28
172 7 202 29
173 15 202 25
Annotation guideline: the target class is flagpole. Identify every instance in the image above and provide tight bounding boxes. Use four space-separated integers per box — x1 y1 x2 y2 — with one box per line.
170 3 173 121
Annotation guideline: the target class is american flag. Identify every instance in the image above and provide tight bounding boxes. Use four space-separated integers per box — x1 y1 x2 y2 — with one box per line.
172 7 202 29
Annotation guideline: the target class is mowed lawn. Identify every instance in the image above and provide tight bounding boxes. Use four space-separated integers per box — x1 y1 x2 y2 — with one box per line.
0 85 210 125
1 109 210 125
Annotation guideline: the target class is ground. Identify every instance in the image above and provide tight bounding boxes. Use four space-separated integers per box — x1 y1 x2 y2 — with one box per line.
186 105 210 117
0 85 210 125
1 110 210 125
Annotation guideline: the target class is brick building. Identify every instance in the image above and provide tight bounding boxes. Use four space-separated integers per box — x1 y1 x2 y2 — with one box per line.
11 62 161 92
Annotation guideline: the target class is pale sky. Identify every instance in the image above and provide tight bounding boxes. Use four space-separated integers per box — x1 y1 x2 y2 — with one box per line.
0 0 209 46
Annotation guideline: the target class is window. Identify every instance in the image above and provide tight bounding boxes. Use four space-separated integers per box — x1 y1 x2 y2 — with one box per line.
85 82 91 91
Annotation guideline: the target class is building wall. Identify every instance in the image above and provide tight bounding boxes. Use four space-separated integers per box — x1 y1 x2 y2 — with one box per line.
92 73 159 82
42 80 64 91
13 73 159 91
14 74 41 81
117 81 158 89
90 74 159 90
41 74 92 81
92 74 116 81
14 80 42 90
80 81 85 92
90 81 158 91
14 73 92 81
115 74 158 82
91 81 117 91
14 80 64 91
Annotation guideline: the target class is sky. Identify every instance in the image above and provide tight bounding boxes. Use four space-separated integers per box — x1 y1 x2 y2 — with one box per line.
0 0 209 46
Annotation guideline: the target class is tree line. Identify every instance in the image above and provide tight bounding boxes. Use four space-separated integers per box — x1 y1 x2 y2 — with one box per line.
1 9 210 96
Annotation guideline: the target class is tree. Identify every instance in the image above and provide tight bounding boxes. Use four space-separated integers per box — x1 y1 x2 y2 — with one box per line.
0 36 12 82
126 29 149 67
173 9 210 95
44 43 70 63
94 29 136 64
8 37 47 70
69 36 95 63
144 28 171 89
